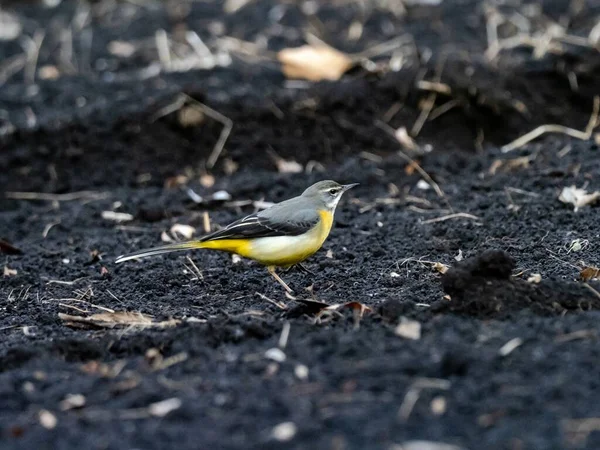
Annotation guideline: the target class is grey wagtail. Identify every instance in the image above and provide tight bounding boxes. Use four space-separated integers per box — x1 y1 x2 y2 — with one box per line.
115 180 358 293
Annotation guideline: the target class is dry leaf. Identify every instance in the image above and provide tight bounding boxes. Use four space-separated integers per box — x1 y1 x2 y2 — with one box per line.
101 211 134 222
170 224 196 240
488 156 531 175
294 299 372 318
59 311 180 329
3 265 17 277
432 262 449 274
394 317 422 340
278 45 353 81
527 273 542 283
404 160 421 176
558 186 600 212
164 175 189 189
324 301 372 316
580 266 600 281
275 159 303 174
0 238 23 255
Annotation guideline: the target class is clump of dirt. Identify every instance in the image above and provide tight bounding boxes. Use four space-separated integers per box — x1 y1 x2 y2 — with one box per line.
435 250 600 318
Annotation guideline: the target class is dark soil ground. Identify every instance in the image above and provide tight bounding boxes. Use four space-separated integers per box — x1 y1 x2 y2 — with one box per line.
2 1 600 449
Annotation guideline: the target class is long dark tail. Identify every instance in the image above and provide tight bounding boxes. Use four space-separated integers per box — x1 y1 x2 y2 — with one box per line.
114 241 204 264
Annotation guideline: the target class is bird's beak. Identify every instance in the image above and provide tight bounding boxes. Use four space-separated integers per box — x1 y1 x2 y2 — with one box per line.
342 183 359 192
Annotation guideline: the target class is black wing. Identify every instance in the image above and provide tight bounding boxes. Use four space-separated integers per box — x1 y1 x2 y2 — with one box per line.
200 213 318 241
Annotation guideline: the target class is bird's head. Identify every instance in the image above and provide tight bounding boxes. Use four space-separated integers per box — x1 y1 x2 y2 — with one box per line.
302 180 359 211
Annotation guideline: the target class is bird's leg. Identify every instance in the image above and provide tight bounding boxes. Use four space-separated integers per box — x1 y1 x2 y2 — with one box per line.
282 263 315 275
267 266 293 294
296 262 315 276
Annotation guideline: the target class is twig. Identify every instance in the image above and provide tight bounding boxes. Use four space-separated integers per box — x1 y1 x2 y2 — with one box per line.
501 96 599 153
398 378 450 421
22 30 45 85
0 54 27 86
583 283 600 300
278 322 291 349
149 94 186 122
421 213 481 224
42 221 61 238
190 99 233 169
5 191 109 202
155 29 171 70
411 92 436 136
185 256 204 281
256 292 287 310
411 54 447 136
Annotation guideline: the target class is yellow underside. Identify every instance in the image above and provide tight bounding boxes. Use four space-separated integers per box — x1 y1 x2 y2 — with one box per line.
198 209 334 267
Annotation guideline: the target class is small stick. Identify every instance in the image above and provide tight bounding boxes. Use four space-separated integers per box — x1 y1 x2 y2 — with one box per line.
149 94 186 123
502 96 599 153
185 256 204 281
255 292 287 310
421 212 481 224
583 283 600 300
5 191 109 202
278 322 291 349
155 29 171 70
180 94 233 169
22 30 45 85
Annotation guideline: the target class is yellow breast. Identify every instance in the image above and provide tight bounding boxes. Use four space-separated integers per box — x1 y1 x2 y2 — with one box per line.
242 210 334 267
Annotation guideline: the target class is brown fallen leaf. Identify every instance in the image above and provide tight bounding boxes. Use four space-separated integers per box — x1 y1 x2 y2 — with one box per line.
85 249 102 266
59 311 180 329
432 262 449 274
0 238 23 255
580 266 600 281
488 156 531 175
277 45 353 81
164 174 189 189
404 160 421 176
558 186 600 212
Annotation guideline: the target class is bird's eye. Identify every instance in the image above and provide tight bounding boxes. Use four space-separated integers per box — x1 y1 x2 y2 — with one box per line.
329 188 338 195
